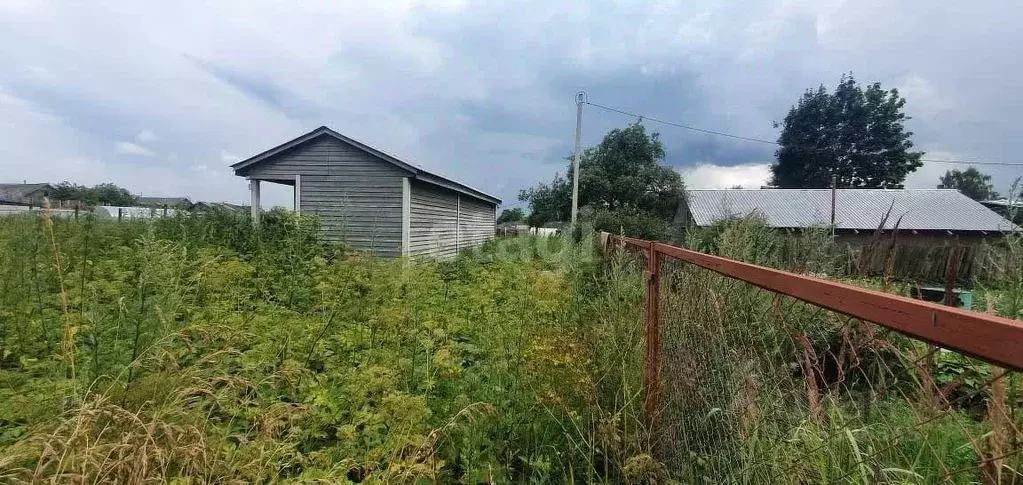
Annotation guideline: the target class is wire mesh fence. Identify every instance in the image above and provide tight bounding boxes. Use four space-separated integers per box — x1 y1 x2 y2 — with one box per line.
606 232 1023 484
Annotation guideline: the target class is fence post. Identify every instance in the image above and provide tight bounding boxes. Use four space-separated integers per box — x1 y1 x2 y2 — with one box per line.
117 208 123 221
983 298 1008 484
643 242 661 432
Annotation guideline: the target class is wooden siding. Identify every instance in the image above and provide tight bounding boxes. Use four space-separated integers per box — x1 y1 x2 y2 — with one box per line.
243 134 409 257
458 196 496 249
409 181 459 258
237 132 496 258
242 136 330 179
301 175 404 256
409 181 495 259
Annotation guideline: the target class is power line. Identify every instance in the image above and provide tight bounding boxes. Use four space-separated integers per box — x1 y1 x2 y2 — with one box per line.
583 100 1023 168
585 101 778 146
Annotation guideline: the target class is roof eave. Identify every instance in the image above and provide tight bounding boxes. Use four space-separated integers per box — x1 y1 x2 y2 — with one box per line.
231 126 334 173
415 172 501 205
232 126 501 205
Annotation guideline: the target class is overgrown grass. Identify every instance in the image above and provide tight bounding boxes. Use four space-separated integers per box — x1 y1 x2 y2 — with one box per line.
0 210 653 483
3 209 1020 483
663 215 1023 483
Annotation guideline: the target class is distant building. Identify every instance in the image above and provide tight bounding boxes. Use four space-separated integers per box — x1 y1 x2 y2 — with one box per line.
0 183 54 206
980 198 1023 224
138 196 193 209
232 126 500 258
677 188 1019 245
94 206 181 220
530 227 560 237
496 222 528 236
191 201 248 213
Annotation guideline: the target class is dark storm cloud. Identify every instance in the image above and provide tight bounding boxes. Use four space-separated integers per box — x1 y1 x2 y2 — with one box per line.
1 1 1022 206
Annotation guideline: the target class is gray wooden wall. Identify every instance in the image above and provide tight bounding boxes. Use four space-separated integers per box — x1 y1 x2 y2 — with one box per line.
244 136 406 256
240 133 496 258
458 196 496 249
409 180 495 259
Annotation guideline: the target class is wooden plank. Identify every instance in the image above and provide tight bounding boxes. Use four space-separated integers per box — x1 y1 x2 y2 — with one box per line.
611 235 651 250
647 241 1023 371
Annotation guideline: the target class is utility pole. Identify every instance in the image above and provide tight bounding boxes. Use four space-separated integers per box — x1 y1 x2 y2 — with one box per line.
571 91 585 227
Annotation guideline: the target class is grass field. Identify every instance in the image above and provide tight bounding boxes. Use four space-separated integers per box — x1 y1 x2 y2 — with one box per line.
0 210 656 483
1 209 1021 483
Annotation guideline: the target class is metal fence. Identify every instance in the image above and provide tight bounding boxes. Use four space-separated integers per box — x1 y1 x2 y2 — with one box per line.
603 232 1023 483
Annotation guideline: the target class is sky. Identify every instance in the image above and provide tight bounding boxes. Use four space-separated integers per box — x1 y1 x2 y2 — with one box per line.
2 1 1022 209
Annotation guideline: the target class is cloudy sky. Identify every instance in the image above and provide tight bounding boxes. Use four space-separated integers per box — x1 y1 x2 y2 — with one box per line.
2 1 1022 208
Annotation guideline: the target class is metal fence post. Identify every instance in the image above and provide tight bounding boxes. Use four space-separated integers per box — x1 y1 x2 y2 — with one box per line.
644 242 661 431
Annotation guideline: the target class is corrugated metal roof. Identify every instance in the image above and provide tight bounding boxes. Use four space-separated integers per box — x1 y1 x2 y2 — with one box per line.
0 183 52 203
138 196 193 207
685 189 1019 232
982 198 1023 208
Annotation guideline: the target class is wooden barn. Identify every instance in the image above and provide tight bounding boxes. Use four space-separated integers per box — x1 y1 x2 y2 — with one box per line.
232 126 500 258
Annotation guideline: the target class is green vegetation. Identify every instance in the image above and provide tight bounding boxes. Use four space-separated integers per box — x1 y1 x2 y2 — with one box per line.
519 123 684 239
496 208 525 224
1 208 1020 483
938 167 1000 201
49 182 138 206
664 216 1023 483
0 210 655 482
771 73 924 189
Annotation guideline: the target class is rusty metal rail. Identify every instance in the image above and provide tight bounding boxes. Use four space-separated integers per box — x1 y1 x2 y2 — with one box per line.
603 231 1023 480
604 232 1023 371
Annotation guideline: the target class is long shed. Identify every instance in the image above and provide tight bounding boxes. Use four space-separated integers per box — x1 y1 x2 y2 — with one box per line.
232 126 500 258
677 188 1019 244
0 183 54 206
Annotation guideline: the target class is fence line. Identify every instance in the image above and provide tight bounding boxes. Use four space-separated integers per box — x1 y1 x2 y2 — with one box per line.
601 231 1023 481
603 232 1023 371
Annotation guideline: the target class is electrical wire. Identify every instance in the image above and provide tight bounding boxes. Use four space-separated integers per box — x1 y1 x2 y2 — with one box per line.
583 100 1023 167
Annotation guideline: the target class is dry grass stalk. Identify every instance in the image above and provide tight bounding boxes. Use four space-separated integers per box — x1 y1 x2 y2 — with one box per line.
394 401 497 482
20 393 209 483
42 197 78 382
7 355 263 484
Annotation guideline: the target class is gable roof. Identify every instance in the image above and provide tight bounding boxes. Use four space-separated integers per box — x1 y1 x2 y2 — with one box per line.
684 188 1019 233
231 126 501 205
0 183 53 204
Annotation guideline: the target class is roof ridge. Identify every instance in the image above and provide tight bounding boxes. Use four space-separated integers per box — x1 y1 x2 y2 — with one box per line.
232 126 500 204
685 188 1019 232
689 188 957 192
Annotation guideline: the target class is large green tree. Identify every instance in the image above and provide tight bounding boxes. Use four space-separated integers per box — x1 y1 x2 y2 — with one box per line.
520 123 685 237
937 167 999 201
496 208 525 224
771 74 924 188
50 182 137 206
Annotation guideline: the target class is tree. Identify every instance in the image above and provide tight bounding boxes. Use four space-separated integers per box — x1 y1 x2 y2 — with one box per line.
771 74 924 188
50 182 137 206
518 175 570 227
497 208 525 224
937 167 999 201
520 123 685 236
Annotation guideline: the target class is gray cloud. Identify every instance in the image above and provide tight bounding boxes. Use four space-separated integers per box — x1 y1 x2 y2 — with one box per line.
184 55 320 120
0 0 1021 209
